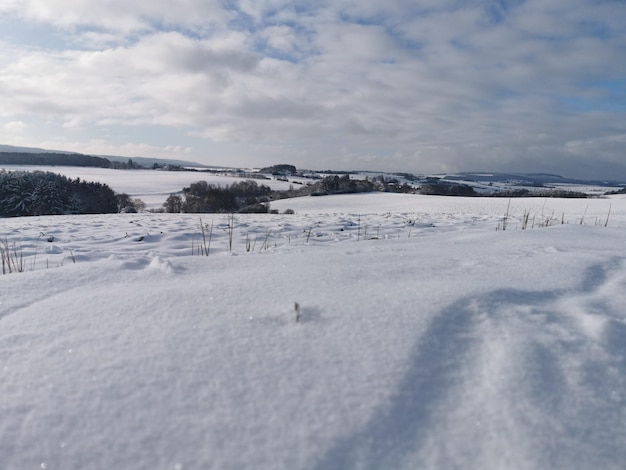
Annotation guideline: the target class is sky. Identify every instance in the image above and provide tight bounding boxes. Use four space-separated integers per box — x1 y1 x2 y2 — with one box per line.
0 0 625 178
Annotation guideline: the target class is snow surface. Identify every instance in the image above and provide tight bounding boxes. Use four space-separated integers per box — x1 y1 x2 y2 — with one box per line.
2 191 626 469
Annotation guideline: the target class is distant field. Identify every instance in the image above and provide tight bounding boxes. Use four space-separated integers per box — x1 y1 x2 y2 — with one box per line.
0 165 297 209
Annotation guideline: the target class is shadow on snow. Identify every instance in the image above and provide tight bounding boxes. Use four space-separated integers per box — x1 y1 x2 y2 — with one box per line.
314 259 626 470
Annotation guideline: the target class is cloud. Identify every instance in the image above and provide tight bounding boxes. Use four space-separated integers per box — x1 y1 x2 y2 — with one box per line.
25 138 195 160
0 0 229 32
0 31 259 125
0 0 624 178
4 120 29 132
260 25 299 53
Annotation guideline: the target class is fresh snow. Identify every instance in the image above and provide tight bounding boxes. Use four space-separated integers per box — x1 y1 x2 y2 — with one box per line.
2 190 626 469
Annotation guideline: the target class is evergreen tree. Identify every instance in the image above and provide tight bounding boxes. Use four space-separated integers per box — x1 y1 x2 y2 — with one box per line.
0 170 119 216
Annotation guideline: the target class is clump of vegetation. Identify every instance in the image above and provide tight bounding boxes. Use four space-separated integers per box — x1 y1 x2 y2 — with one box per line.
312 174 376 195
271 174 416 200
0 170 119 217
115 193 147 213
238 203 270 213
163 180 271 213
294 302 302 322
163 194 184 213
1 238 25 274
419 182 477 196
259 164 297 175
368 175 415 193
193 218 213 256
604 187 626 195
490 188 589 198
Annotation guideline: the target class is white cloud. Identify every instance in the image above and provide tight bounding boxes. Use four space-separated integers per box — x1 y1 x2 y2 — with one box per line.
4 120 28 132
0 0 229 32
261 25 299 53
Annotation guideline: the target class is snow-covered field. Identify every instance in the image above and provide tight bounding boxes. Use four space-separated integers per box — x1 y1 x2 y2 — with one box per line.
0 165 296 209
2 185 626 468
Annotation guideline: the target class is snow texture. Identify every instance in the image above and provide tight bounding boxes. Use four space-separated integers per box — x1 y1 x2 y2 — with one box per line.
2 190 626 469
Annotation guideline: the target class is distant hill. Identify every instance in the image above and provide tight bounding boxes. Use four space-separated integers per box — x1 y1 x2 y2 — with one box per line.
445 172 625 187
0 144 213 169
104 155 214 169
0 144 217 168
0 144 77 154
0 152 113 168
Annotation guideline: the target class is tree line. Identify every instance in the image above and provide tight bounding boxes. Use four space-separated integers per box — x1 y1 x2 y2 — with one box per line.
0 152 142 169
163 180 273 213
162 175 415 213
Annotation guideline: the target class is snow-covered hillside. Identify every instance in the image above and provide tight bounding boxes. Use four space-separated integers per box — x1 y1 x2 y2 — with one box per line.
2 192 626 469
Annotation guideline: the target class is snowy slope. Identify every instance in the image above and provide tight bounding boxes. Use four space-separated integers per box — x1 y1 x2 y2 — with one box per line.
1 193 626 469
